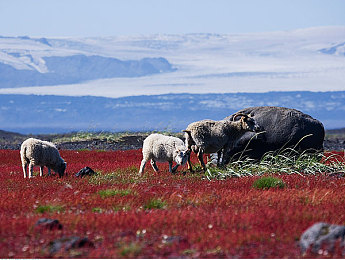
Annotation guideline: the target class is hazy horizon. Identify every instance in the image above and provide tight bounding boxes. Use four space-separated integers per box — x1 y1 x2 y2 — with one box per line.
1 0 345 37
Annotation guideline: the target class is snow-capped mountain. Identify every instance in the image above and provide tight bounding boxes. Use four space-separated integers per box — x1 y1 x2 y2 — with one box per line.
0 35 175 88
1 26 345 96
0 27 345 133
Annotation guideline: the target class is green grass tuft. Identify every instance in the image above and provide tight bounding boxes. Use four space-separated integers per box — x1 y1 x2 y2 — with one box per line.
143 198 167 210
98 189 133 198
35 205 64 214
253 176 285 190
113 205 131 212
119 242 142 258
92 207 103 213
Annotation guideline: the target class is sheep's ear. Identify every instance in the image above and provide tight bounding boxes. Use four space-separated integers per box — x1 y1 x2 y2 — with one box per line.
183 130 192 137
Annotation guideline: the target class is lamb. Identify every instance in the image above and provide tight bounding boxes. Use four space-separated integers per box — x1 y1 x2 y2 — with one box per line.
139 133 189 175
20 138 66 178
183 114 260 172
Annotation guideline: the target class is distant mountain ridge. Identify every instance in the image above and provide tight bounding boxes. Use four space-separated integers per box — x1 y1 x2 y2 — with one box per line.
0 35 177 88
1 91 344 134
0 54 175 88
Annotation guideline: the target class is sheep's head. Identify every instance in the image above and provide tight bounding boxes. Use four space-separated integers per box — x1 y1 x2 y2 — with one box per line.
56 161 67 178
182 130 194 150
233 113 260 132
174 147 190 166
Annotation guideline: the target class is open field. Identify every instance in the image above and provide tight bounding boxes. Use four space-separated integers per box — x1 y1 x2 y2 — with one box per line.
1 149 345 258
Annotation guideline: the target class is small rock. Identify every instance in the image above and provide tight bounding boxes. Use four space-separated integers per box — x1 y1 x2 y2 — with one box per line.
327 172 345 178
64 183 73 189
75 166 97 177
35 218 63 230
299 222 345 256
47 236 94 255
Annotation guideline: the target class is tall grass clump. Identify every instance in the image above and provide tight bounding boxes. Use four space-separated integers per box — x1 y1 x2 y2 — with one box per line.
205 148 345 180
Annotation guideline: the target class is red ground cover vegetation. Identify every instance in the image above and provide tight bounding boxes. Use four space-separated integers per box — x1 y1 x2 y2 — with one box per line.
0 149 345 258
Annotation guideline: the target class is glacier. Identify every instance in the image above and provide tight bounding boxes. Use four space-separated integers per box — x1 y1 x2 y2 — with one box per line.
1 27 345 133
1 27 345 96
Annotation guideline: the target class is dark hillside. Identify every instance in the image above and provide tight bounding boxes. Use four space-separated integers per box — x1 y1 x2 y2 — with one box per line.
0 129 344 151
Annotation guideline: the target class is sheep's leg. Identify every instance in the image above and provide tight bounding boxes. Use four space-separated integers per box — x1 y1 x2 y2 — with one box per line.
29 162 34 178
217 150 222 167
150 159 159 172
222 146 232 165
139 159 147 175
40 166 44 177
169 162 179 174
197 150 206 172
47 167 51 176
186 151 194 173
208 153 218 167
172 164 179 174
22 162 27 178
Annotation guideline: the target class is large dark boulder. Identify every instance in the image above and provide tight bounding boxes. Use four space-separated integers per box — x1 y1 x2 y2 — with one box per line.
224 106 325 161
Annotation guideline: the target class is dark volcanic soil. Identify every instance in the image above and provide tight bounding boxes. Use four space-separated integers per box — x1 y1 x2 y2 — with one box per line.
54 135 145 151
1 129 345 151
0 130 146 150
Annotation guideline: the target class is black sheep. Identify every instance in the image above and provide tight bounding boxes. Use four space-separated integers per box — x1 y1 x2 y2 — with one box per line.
224 106 325 162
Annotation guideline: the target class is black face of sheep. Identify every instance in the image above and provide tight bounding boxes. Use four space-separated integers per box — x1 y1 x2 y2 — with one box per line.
225 106 325 161
56 162 66 178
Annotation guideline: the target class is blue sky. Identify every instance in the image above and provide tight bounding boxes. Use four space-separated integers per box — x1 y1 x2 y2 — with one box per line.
1 0 345 37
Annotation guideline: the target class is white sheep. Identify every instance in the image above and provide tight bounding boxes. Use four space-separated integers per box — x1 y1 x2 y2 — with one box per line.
183 114 260 172
139 133 189 175
20 138 66 178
